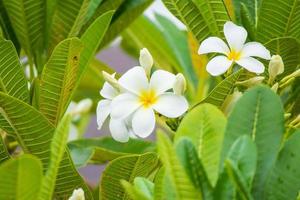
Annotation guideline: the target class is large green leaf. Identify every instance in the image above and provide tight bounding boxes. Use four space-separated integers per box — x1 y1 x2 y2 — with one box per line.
0 39 29 103
176 138 213 200
0 93 93 199
157 131 201 199
39 115 71 200
175 103 226 187
80 0 125 35
100 0 153 47
0 155 43 200
100 152 159 200
221 86 285 199
197 70 243 108
48 0 89 51
78 11 113 80
232 0 261 25
162 0 229 43
68 137 155 167
0 135 9 164
264 37 300 77
121 177 154 200
264 130 300 200
257 0 300 42
39 37 83 125
2 0 44 60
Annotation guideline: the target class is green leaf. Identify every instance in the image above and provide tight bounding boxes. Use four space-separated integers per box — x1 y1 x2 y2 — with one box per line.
162 0 229 43
0 93 93 199
0 39 29 103
48 0 89 51
175 103 226 187
38 115 71 200
0 134 10 164
0 155 43 200
257 0 300 42
80 0 125 35
198 69 243 108
39 37 83 125
100 0 153 47
153 167 176 200
264 130 300 200
68 137 155 167
240 3 256 40
227 135 257 187
100 152 159 200
176 138 213 200
232 0 261 26
2 0 44 60
157 131 201 199
122 177 154 200
85 0 104 22
78 11 114 80
264 37 300 77
221 86 285 199
225 159 254 200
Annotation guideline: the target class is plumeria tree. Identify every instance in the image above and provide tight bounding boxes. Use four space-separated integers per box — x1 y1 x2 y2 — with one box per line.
0 0 300 200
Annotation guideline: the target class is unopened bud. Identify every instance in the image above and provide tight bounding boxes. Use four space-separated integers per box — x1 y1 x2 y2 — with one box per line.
73 99 93 115
139 48 153 76
236 76 265 87
102 71 120 90
68 188 85 200
280 68 300 84
271 82 279 93
268 55 284 84
173 73 186 95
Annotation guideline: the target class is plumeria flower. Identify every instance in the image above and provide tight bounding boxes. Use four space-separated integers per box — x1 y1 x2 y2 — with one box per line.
68 188 85 200
198 21 271 76
110 66 188 140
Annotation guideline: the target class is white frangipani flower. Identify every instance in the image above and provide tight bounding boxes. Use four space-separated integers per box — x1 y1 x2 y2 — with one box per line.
68 188 85 200
198 21 271 76
110 66 188 140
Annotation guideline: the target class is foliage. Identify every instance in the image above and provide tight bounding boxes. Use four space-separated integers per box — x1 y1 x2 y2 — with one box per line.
1 0 300 200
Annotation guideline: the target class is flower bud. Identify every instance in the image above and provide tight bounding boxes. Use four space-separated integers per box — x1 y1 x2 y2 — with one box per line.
68 188 85 200
271 82 279 93
139 48 153 76
236 76 265 88
268 55 284 84
173 73 186 95
73 98 93 115
280 69 300 84
102 71 120 91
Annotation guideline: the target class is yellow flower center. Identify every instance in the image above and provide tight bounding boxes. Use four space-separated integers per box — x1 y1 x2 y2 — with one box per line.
139 90 157 108
227 50 241 61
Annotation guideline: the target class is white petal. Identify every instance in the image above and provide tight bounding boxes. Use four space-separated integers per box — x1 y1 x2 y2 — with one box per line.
153 93 188 118
224 21 247 51
132 108 155 138
96 100 111 129
206 56 233 76
100 82 118 100
110 93 140 119
198 37 230 55
236 57 265 74
109 118 130 143
149 70 176 95
241 42 271 59
118 66 148 94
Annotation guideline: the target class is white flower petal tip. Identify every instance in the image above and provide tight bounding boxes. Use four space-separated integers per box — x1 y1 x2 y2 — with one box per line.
109 118 130 143
198 37 230 55
118 66 148 94
241 42 271 60
139 48 153 75
224 21 247 51
73 99 93 115
149 70 176 94
96 100 111 130
236 57 265 74
132 108 156 138
206 56 232 76
68 188 85 200
173 73 186 95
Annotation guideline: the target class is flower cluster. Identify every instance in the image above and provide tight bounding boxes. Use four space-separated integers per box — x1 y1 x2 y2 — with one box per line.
198 21 271 76
97 48 188 142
